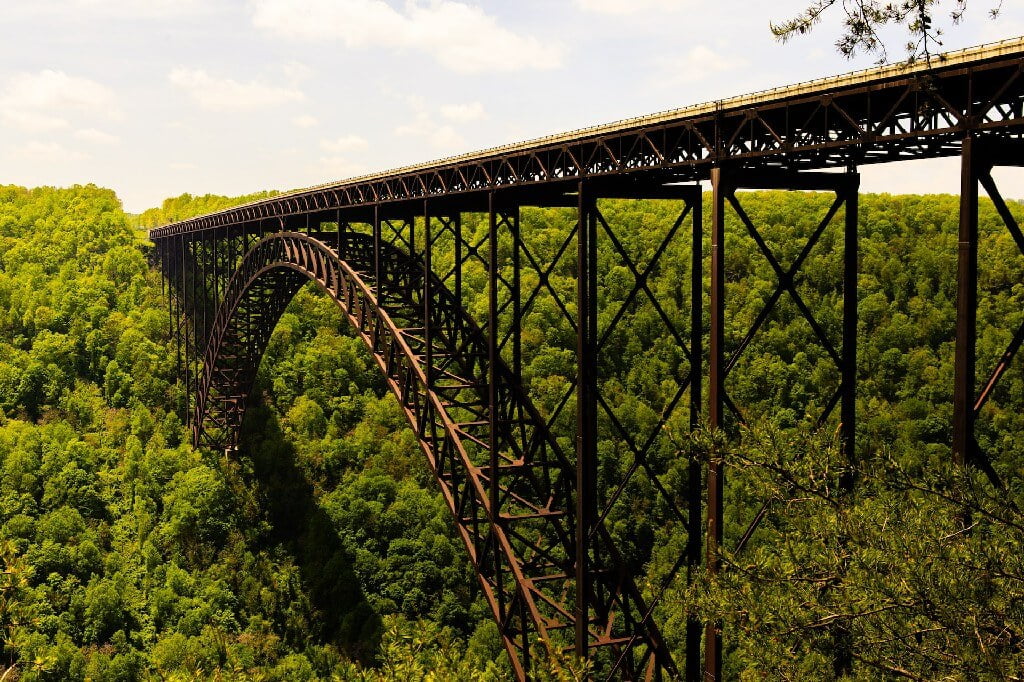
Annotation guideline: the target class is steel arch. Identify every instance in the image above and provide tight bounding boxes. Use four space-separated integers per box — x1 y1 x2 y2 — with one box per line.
192 230 676 680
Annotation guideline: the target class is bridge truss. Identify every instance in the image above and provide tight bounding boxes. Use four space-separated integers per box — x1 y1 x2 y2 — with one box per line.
152 39 1024 680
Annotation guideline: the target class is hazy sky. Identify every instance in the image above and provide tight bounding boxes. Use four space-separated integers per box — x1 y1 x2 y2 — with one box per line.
2 0 1022 213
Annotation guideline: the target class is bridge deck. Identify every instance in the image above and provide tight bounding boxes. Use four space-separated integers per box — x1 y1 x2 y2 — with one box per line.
150 36 1024 238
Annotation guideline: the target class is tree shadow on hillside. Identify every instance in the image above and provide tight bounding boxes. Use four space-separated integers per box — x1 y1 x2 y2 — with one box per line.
237 398 382 663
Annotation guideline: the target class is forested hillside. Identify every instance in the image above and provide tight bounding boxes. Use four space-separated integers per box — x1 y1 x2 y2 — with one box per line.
135 192 282 229
0 186 507 681
0 184 1021 679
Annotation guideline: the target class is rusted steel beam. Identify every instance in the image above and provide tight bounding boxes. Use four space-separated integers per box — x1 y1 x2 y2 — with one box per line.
707 168 727 682
486 192 506 633
575 181 598 663
975 170 1024 416
686 189 703 682
953 135 979 467
842 174 860 489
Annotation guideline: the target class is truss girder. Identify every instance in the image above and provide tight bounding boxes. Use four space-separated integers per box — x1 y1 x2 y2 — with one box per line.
152 54 1024 240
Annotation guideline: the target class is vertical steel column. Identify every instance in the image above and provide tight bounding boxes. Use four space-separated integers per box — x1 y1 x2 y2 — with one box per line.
454 213 463 305
200 232 208 361
954 135 979 467
487 192 506 621
175 236 184 392
424 201 433 402
706 168 727 681
841 174 860 485
686 189 704 682
833 173 861 679
160 239 167 327
171 240 183 400
575 181 599 663
336 209 343 255
213 228 221 318
373 205 382 289
158 240 165 296
178 232 189 429
190 236 200 420
511 207 523 382
409 214 417 260
233 225 242 367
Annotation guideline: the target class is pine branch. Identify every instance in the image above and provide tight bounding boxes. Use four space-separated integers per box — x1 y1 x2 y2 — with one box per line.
770 0 839 42
771 0 1004 62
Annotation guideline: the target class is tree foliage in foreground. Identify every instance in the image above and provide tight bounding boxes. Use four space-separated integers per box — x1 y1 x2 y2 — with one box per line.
772 0 1005 62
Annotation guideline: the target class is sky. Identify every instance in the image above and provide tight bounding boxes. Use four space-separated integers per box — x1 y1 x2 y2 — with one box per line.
1 0 1022 213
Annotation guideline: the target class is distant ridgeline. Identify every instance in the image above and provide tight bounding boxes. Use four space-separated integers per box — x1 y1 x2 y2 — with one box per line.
0 184 1020 679
135 191 281 229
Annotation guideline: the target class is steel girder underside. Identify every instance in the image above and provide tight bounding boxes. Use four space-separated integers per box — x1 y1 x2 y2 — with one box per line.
192 230 676 679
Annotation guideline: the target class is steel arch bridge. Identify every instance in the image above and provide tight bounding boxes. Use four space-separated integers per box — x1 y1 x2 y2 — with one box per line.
151 38 1024 680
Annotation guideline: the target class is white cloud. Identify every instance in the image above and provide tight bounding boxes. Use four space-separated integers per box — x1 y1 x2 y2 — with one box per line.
388 94 467 150
395 118 464 150
8 70 117 112
74 128 119 144
979 16 1024 44
293 114 319 128
253 0 397 43
7 0 208 18
429 125 464 149
169 68 305 112
250 0 563 73
320 135 369 153
6 141 89 163
440 101 486 123
278 60 313 83
654 45 746 84
317 135 371 179
319 156 367 179
0 70 120 132
69 0 205 16
575 0 687 14
2 110 68 133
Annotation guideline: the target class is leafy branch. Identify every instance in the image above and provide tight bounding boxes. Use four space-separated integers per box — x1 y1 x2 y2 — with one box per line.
771 0 1002 63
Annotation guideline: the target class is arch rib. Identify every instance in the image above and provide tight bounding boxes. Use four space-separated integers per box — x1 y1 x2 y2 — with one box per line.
194 231 676 680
